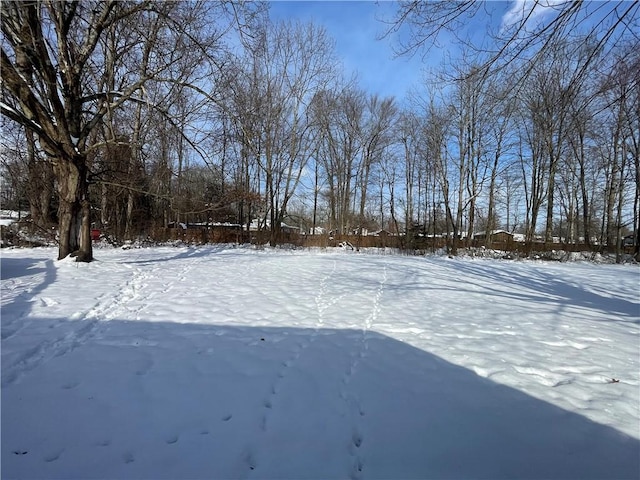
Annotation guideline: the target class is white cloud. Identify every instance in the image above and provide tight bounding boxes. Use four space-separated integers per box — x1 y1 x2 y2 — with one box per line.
501 0 568 31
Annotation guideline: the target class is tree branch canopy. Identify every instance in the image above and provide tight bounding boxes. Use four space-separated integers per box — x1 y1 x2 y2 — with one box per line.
0 0 177 160
384 1 639 82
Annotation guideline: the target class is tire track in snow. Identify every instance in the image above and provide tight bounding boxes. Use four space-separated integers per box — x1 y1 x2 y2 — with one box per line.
341 261 387 480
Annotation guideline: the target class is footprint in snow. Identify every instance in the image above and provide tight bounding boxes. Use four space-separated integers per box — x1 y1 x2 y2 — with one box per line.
260 414 267 431
134 358 153 376
165 435 179 445
221 414 233 422
244 451 256 471
40 297 59 307
350 458 364 479
123 452 135 464
352 431 363 448
44 449 64 462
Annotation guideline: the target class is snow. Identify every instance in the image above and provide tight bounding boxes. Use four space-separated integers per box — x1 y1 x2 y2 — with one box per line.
2 245 639 479
0 210 29 219
0 210 29 226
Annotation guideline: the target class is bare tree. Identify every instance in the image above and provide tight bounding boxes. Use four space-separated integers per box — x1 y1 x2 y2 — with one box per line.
422 98 455 252
484 79 516 248
397 111 421 242
312 87 365 235
383 1 639 84
1 1 244 259
2 1 154 260
598 45 639 261
356 94 396 243
228 20 338 245
0 120 55 231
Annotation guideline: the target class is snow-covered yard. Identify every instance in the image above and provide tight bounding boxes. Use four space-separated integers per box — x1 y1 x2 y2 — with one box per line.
2 246 639 479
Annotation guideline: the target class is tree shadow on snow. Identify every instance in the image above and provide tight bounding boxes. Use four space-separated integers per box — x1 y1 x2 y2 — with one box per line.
369 258 639 324
2 319 638 480
1 257 56 340
447 261 640 323
0 256 55 283
102 245 231 267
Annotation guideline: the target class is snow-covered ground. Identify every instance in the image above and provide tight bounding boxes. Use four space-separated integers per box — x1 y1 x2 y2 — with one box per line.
2 245 639 479
0 210 29 227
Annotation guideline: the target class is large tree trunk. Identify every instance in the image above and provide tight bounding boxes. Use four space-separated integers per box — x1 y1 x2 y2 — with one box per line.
54 157 93 262
269 219 281 247
26 131 55 230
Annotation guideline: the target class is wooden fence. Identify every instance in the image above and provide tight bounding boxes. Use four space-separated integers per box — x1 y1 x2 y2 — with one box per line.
144 227 634 255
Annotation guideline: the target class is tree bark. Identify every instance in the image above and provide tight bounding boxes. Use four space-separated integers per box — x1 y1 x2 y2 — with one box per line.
54 156 93 261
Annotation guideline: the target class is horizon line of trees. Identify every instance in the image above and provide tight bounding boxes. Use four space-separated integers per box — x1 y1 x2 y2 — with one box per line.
1 1 638 261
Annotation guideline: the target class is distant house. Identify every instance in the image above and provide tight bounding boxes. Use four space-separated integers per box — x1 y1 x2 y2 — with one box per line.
167 221 242 234
0 210 29 226
474 230 514 243
281 222 300 234
623 234 637 247
249 219 300 234
445 231 470 240
369 229 392 237
167 221 187 230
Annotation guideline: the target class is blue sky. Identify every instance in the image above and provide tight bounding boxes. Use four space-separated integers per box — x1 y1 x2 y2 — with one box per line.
267 1 619 102
268 1 426 101
268 1 511 102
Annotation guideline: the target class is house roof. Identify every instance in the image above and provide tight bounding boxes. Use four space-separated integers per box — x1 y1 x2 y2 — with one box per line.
473 230 513 237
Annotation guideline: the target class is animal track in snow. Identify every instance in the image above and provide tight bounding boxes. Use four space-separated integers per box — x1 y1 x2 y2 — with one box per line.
40 297 59 307
2 264 157 387
2 318 101 387
244 449 257 472
342 262 387 480
352 431 363 448
44 449 64 462
350 458 364 480
314 260 348 328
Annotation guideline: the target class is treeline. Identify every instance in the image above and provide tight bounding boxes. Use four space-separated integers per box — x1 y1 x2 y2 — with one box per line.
1 1 638 261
